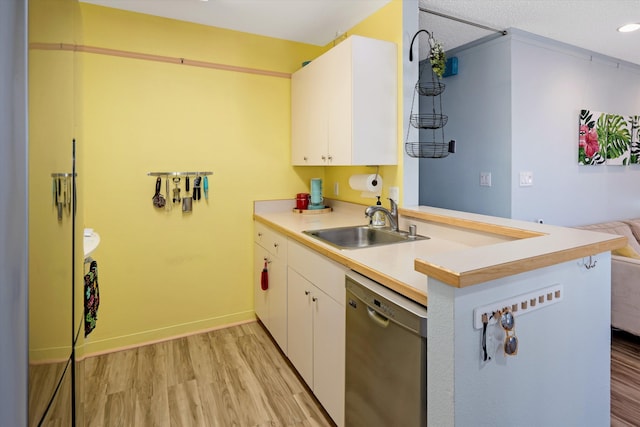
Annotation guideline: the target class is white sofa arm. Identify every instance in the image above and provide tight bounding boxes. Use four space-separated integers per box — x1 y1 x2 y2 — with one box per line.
611 255 640 336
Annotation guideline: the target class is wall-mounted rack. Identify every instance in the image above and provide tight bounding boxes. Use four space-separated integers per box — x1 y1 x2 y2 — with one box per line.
147 171 212 177
51 173 75 221
147 171 213 211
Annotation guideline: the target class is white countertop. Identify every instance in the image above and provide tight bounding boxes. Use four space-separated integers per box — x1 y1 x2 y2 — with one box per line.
254 199 626 305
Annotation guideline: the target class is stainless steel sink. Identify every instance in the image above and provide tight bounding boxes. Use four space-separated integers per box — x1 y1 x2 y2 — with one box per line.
303 225 428 249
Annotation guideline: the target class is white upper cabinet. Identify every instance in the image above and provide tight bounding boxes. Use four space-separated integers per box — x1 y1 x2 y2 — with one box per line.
291 35 398 166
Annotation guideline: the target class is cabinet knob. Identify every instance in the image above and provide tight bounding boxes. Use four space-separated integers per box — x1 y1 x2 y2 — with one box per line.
328 155 333 161
258 232 263 237
312 297 318 302
321 155 326 161
303 156 308 161
273 243 279 248
263 257 271 264
305 290 310 295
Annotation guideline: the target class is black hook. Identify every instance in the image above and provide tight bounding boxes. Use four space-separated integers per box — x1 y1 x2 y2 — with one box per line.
409 29 432 62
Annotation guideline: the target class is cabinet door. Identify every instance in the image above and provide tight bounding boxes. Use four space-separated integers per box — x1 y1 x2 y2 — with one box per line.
313 291 345 427
268 253 288 354
254 243 269 324
291 66 313 165
326 39 353 166
291 60 328 165
287 268 313 386
254 237 287 354
350 36 398 165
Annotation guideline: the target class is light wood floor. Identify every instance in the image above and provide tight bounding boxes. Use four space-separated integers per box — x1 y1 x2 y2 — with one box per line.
611 330 640 426
83 321 334 427
31 324 640 426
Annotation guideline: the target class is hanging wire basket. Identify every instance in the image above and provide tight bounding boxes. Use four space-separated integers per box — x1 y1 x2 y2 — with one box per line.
410 113 448 129
416 81 445 96
405 141 454 159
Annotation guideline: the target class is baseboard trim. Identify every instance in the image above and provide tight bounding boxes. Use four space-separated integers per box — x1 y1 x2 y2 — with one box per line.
78 311 257 359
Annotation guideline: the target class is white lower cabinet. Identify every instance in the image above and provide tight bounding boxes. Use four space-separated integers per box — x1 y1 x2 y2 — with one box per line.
254 223 288 353
287 240 346 427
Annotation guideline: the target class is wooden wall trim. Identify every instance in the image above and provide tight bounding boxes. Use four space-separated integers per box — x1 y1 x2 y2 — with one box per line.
29 42 292 79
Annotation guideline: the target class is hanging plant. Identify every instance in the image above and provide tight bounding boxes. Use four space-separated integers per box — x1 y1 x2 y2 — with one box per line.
429 38 446 79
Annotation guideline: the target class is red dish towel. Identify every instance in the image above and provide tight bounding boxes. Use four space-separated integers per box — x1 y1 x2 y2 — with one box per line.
261 259 269 290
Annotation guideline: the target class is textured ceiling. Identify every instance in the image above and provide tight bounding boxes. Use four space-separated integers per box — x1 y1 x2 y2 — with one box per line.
419 0 640 66
80 0 640 66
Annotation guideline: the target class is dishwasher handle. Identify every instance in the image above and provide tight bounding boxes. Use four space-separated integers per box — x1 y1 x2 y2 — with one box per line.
367 306 390 328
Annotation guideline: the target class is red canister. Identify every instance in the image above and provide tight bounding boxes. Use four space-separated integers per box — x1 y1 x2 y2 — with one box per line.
296 193 310 210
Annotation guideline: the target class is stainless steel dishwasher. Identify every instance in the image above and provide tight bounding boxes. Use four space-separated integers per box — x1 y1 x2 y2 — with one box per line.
345 270 428 427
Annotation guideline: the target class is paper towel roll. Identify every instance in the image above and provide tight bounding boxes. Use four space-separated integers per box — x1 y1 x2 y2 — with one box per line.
349 174 382 197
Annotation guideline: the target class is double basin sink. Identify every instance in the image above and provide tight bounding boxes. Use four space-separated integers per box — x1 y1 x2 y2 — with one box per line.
304 225 428 249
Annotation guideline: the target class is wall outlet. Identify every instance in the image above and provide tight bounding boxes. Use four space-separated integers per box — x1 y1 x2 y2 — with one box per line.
389 186 399 203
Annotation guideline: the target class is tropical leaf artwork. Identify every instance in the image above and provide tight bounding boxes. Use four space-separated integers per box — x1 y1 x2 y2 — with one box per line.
579 109 606 165
629 115 640 164
604 113 631 165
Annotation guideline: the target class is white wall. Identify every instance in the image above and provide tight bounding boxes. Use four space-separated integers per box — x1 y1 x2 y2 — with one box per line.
510 30 640 225
428 253 611 426
0 0 28 424
421 29 640 226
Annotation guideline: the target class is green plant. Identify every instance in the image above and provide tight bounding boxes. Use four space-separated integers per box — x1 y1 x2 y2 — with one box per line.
429 39 446 78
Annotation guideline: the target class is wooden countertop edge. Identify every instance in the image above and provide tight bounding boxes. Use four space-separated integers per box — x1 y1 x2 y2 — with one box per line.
254 215 428 306
414 235 628 288
399 208 545 239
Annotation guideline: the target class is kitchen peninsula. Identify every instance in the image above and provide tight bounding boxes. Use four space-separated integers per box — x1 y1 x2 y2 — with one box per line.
254 199 625 426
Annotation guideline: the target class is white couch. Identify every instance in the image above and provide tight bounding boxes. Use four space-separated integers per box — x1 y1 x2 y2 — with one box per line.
578 219 640 336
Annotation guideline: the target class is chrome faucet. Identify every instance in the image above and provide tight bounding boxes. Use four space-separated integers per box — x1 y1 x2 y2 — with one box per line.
365 198 399 232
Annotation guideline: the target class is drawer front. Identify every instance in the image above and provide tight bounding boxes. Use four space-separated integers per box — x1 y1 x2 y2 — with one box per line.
288 239 346 306
255 222 287 259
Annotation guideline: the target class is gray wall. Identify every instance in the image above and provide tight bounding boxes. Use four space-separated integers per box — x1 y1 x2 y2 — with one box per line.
428 253 611 426
401 0 420 206
419 36 512 218
0 0 28 425
420 29 640 226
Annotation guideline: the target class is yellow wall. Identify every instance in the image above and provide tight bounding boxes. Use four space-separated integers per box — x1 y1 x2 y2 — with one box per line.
29 0 403 355
78 4 325 353
324 0 404 207
28 0 85 362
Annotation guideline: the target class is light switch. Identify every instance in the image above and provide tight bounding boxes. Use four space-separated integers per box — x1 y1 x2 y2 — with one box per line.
480 172 491 187
519 171 533 186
